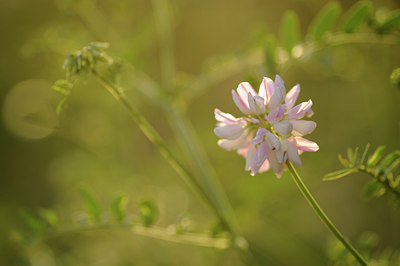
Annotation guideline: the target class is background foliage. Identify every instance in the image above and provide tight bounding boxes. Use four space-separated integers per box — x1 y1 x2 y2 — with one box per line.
0 0 400 265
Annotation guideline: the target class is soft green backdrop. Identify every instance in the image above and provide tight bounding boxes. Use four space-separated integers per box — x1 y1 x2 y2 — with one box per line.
0 0 399 265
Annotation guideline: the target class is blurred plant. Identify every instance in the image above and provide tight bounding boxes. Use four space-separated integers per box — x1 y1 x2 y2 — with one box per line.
13 0 400 265
324 144 400 203
12 188 230 251
326 232 400 266
390 67 400 90
50 41 255 262
213 74 369 265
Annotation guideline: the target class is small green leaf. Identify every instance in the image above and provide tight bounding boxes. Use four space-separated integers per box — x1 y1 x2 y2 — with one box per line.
376 151 400 175
111 195 129 224
378 10 400 33
363 179 385 199
383 158 400 179
279 10 301 54
338 154 352 168
308 1 341 40
367 146 386 169
360 143 371 165
209 221 227 237
340 1 372 33
347 147 355 165
89 42 110 49
19 210 42 235
390 67 400 90
56 97 68 115
353 147 360 165
38 209 59 228
323 168 357 181
79 188 101 224
389 175 400 188
139 199 158 227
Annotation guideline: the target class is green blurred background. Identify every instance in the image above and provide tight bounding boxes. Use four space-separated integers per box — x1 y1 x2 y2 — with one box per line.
1 0 400 265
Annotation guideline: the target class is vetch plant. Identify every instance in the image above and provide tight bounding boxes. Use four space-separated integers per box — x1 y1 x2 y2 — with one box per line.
11 0 400 264
214 76 318 176
324 144 400 203
214 76 368 266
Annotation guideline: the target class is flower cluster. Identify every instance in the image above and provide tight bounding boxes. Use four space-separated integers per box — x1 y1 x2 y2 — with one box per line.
214 75 319 177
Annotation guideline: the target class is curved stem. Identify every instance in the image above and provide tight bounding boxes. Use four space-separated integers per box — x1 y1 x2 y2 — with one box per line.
286 162 368 266
91 70 215 215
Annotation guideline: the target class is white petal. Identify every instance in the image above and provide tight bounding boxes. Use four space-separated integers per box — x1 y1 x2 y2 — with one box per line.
287 140 302 165
290 120 316 136
274 121 293 137
248 93 266 115
275 74 286 96
238 82 257 98
259 77 275 105
217 130 249 150
266 132 281 151
267 105 285 124
245 142 256 171
258 160 271 173
232 90 251 114
214 124 243 140
267 150 283 175
294 137 319 152
268 87 284 110
287 100 313 119
251 142 269 175
285 84 300 109
214 108 238 124
237 140 252 158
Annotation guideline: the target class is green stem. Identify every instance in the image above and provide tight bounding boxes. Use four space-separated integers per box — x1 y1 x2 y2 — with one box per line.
91 70 214 216
92 71 259 264
41 224 230 249
286 162 368 266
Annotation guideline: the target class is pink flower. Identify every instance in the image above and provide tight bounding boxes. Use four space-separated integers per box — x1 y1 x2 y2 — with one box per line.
214 75 319 177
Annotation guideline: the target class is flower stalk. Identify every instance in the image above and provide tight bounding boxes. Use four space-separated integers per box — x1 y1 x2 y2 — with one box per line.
286 162 368 266
90 70 261 265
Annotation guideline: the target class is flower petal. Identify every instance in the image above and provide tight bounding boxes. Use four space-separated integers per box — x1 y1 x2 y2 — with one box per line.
287 139 302 165
267 105 285 124
238 140 252 157
245 142 256 171
290 120 316 136
266 150 283 175
268 86 285 110
251 142 269 176
266 131 281 151
273 120 293 137
285 84 300 109
258 160 271 173
214 124 243 140
294 137 319 152
232 90 251 114
248 93 266 115
217 130 249 150
259 77 275 105
274 74 286 96
287 100 313 119
214 108 238 124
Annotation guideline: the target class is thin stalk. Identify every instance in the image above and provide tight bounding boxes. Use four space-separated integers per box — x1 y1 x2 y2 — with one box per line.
286 162 368 266
152 0 175 92
91 71 258 265
91 70 215 217
41 224 230 249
